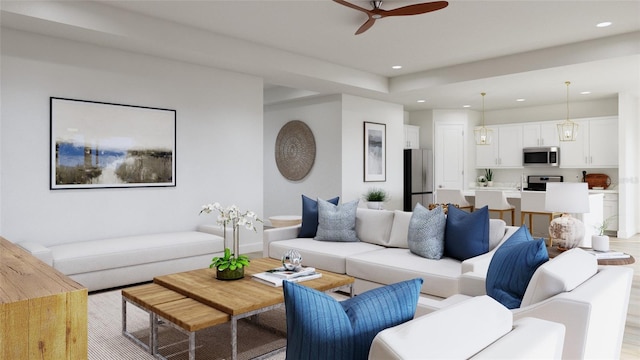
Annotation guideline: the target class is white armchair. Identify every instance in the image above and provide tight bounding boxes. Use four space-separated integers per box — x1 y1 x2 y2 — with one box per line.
417 248 634 359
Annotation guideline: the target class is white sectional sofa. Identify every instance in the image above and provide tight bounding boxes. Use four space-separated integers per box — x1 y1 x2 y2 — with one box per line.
369 295 565 359
17 228 225 291
264 207 517 298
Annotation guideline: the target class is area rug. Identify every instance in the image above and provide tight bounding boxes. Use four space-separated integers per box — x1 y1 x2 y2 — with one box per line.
88 286 294 360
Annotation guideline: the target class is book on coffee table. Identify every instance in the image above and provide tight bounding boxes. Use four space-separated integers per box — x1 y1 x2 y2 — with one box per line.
265 266 317 280
252 271 322 287
585 249 630 259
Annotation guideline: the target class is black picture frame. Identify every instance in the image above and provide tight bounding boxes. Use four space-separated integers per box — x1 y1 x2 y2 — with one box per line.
363 121 386 182
50 97 176 189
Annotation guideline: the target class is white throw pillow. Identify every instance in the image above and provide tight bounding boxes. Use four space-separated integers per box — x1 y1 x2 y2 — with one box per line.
355 208 394 246
388 210 412 248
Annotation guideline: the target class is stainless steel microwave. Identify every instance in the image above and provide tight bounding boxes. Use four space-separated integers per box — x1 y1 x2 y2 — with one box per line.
523 147 559 167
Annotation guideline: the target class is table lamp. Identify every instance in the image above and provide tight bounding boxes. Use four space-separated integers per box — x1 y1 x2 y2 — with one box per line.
545 183 590 250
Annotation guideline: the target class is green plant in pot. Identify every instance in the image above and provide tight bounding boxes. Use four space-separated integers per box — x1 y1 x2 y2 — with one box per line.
363 187 388 210
591 215 616 252
200 203 262 280
484 169 493 186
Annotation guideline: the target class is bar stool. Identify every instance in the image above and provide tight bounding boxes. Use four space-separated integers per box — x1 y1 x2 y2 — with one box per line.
435 189 474 212
520 191 562 246
474 190 515 225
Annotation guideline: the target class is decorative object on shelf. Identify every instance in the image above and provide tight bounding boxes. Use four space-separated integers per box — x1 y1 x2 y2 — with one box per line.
282 249 303 271
200 202 262 280
275 120 316 181
557 81 579 142
474 92 493 145
545 183 590 250
477 175 488 187
50 97 176 189
364 122 386 182
484 169 493 187
591 215 616 252
363 187 389 209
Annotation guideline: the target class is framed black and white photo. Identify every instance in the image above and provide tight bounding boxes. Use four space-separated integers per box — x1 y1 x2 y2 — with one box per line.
50 97 176 189
363 121 386 182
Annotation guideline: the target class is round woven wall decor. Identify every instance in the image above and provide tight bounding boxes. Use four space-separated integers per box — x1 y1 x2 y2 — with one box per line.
275 120 316 181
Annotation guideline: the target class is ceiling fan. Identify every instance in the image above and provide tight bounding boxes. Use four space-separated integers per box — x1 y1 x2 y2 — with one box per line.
333 0 449 35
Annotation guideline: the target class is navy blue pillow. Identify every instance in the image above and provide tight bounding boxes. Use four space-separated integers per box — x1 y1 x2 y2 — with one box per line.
444 205 490 261
486 225 549 309
283 278 423 360
298 195 339 238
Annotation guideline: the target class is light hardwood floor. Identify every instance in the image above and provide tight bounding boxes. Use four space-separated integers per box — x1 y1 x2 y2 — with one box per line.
610 234 639 359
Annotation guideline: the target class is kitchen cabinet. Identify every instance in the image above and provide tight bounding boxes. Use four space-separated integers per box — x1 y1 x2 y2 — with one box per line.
560 117 618 168
476 124 523 168
602 193 618 232
404 125 420 149
523 122 559 147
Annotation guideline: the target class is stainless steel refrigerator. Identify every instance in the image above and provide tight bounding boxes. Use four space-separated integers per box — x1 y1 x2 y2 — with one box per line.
403 149 434 211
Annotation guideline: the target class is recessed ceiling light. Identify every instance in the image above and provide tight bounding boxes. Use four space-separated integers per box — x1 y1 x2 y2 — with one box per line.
416 99 426 103
463 105 471 108
516 98 526 102
392 65 402 69
580 91 592 95
596 21 612 28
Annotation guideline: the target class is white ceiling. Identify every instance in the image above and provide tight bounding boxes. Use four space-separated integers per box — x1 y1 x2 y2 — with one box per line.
2 0 639 111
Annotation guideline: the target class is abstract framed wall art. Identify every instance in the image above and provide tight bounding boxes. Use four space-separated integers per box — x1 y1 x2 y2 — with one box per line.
363 121 386 182
50 97 176 189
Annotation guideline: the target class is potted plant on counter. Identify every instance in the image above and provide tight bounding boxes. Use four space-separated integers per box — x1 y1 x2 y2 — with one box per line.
484 169 493 187
363 187 388 210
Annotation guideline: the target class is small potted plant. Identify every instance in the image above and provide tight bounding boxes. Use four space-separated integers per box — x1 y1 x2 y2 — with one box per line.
363 187 388 210
591 215 616 252
484 169 493 187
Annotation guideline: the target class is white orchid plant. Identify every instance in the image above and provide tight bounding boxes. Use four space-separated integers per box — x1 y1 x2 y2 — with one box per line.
200 202 262 271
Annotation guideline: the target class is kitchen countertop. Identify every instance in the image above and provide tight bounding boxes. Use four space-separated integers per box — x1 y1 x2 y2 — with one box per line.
463 187 618 198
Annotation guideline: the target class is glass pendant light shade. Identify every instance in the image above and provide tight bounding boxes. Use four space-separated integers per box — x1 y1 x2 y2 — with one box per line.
475 92 493 145
558 81 579 142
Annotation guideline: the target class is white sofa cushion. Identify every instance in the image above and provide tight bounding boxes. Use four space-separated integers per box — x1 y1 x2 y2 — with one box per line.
347 248 462 298
269 238 384 274
488 219 506 250
387 210 411 248
51 231 223 275
369 296 512 359
521 247 598 307
355 208 394 246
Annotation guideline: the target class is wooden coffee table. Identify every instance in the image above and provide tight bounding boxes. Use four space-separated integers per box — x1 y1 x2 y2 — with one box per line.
123 258 354 360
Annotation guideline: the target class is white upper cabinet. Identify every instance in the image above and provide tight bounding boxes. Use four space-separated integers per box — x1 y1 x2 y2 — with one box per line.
476 124 523 168
404 125 420 149
523 122 559 147
560 117 618 168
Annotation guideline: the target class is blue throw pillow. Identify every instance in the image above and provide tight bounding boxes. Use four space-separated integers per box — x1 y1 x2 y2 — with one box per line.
486 225 549 309
298 195 339 238
283 278 423 360
408 203 446 259
315 199 359 242
444 205 490 261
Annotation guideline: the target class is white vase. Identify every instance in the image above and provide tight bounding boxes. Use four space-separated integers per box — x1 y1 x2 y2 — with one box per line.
591 235 610 252
367 201 383 210
487 181 493 187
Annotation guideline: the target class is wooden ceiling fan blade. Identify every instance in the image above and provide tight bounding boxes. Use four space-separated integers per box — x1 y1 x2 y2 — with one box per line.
332 0 373 15
383 1 449 17
355 18 376 35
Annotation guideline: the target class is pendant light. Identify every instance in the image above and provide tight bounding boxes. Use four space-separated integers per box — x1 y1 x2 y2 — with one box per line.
474 92 493 145
558 81 579 141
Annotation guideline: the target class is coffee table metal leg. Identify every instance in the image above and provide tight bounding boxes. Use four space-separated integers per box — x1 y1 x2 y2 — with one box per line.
189 332 196 360
231 316 238 360
122 296 153 354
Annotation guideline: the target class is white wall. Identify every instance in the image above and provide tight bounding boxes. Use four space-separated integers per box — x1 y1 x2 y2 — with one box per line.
617 92 640 238
263 95 342 219
1 29 265 251
407 109 434 149
483 97 618 124
342 95 405 210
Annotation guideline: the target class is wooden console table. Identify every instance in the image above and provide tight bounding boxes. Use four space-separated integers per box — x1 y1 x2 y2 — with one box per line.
0 237 88 359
